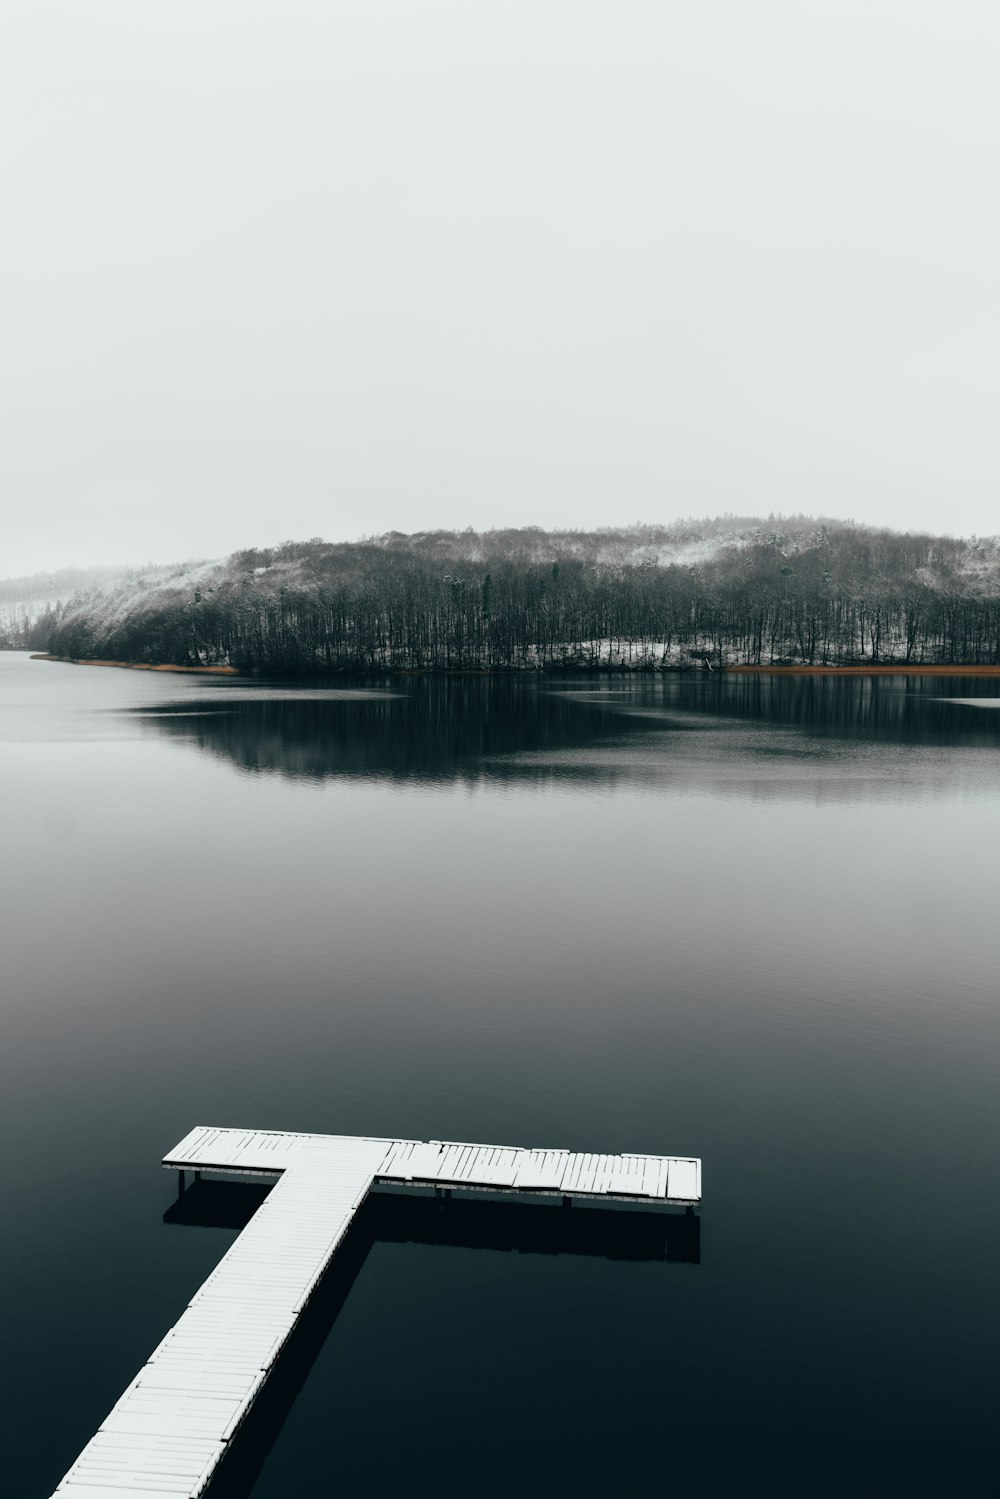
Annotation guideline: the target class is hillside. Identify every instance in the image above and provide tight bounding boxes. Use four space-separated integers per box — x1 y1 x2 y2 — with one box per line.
0 560 207 650
31 519 1000 672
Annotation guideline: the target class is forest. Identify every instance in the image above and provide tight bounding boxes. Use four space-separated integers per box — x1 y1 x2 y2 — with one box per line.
14 518 1000 672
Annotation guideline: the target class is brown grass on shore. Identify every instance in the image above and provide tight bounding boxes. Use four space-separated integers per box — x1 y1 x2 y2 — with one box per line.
725 663 1000 675
31 654 239 675
27 654 1000 678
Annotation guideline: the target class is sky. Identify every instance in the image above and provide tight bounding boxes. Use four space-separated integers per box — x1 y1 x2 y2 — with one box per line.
2 2 998 576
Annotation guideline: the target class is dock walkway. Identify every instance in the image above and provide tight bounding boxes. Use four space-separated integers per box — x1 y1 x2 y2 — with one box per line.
52 1126 700 1498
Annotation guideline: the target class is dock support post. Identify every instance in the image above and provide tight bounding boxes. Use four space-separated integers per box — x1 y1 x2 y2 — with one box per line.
177 1171 185 1196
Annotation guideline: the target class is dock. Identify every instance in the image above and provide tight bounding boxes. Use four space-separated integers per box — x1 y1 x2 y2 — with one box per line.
51 1126 701 1498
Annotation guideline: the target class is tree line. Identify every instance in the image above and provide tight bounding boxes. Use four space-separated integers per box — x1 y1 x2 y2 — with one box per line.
30 520 1000 671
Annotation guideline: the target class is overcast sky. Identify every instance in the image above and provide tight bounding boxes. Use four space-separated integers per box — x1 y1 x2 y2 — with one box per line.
2 2 998 575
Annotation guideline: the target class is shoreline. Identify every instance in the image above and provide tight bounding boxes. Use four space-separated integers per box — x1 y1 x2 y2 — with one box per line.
30 654 239 675
27 654 1000 679
723 663 1000 675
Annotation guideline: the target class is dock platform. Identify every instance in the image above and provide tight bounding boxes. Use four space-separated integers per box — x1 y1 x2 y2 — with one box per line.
51 1126 700 1498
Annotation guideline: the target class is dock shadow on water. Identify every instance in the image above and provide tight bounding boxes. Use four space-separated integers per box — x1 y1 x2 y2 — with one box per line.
166 1179 699 1499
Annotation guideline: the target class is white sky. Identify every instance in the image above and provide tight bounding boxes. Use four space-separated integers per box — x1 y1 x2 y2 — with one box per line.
2 2 998 575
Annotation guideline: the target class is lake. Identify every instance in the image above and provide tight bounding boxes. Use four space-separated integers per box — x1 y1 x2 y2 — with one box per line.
3 652 999 1496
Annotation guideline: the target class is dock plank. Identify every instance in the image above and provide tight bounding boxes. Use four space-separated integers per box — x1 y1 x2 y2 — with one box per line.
665 1158 700 1202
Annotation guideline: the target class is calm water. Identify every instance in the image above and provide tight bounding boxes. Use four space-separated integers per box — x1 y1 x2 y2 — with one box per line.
3 653 999 1496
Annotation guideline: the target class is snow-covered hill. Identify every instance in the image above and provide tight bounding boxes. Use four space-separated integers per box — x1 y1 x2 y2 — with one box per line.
30 518 1000 671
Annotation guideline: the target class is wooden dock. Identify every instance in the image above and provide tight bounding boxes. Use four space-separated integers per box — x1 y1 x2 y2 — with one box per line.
51 1126 700 1498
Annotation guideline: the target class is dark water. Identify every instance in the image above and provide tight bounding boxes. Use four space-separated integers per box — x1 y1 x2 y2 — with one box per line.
3 654 999 1497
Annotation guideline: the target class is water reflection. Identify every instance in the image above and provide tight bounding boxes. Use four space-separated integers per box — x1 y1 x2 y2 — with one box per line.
646 672 1000 743
126 673 1000 800
127 679 677 785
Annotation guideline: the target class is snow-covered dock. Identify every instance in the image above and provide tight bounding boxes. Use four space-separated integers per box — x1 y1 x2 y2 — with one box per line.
51 1125 700 1499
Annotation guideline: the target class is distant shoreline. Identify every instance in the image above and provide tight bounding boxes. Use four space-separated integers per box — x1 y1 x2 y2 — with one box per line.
27 653 1000 679
30 654 239 675
723 664 1000 675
